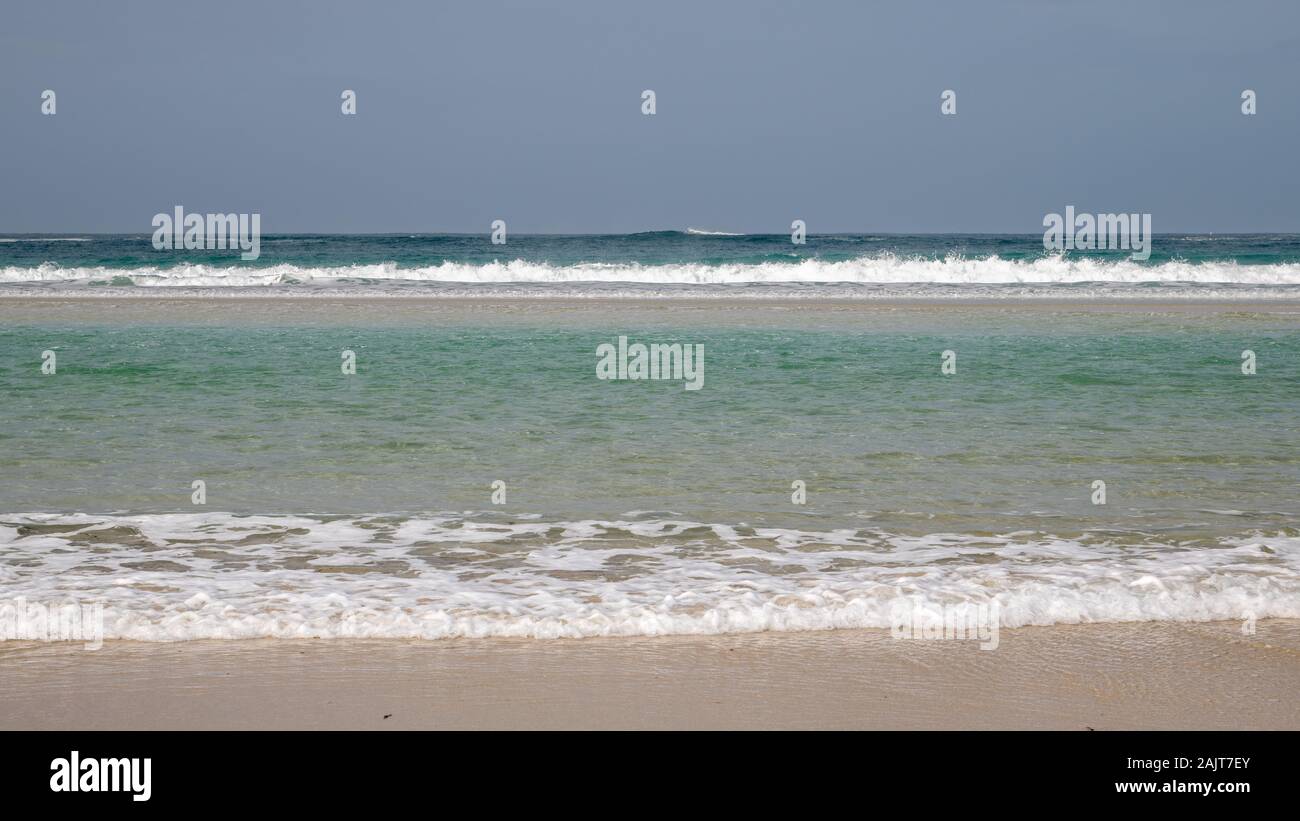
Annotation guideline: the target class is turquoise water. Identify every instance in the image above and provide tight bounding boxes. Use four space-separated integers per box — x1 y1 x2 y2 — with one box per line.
3 318 1299 529
2 301 1299 640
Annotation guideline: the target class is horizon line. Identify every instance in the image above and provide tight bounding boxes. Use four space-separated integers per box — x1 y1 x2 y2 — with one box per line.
2 230 1297 238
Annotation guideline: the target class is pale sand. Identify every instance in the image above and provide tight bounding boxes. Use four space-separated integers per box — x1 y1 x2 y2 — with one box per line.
2 620 1297 730
3 295 1300 330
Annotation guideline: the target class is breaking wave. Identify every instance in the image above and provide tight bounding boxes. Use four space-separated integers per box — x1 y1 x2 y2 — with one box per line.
1 512 1296 641
5 255 1300 289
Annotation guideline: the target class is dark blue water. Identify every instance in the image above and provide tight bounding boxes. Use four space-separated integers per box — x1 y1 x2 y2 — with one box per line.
3 232 1300 270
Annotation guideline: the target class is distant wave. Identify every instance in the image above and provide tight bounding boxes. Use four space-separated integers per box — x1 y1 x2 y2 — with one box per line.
6 254 1300 288
0 237 90 243
685 227 745 236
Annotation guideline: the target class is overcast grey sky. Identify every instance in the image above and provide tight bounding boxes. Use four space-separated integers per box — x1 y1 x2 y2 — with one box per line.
2 0 1298 233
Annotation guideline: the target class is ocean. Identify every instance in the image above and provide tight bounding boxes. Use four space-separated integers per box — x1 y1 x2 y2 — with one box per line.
5 232 1300 297
2 233 1299 640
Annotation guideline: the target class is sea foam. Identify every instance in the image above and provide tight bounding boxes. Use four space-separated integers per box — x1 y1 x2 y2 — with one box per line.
5 255 1300 289
2 512 1296 641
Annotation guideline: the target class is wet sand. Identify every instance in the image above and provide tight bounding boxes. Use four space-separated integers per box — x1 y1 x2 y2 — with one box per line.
2 620 1297 730
2 293 1299 343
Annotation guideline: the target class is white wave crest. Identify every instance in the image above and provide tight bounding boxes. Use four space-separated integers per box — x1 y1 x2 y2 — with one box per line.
1 512 1296 642
685 227 745 236
5 255 1300 288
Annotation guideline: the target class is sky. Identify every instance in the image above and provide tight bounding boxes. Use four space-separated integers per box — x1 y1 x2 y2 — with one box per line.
2 0 1298 233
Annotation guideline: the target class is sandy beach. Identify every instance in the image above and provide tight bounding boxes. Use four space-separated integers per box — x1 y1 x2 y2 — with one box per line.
2 620 1296 730
4 293 1300 328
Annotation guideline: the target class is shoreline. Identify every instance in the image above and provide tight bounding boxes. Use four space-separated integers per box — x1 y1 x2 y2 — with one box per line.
4 291 1300 305
3 620 1297 730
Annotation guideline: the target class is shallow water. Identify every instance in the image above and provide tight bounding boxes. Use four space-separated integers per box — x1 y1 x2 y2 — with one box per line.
2 299 1298 639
